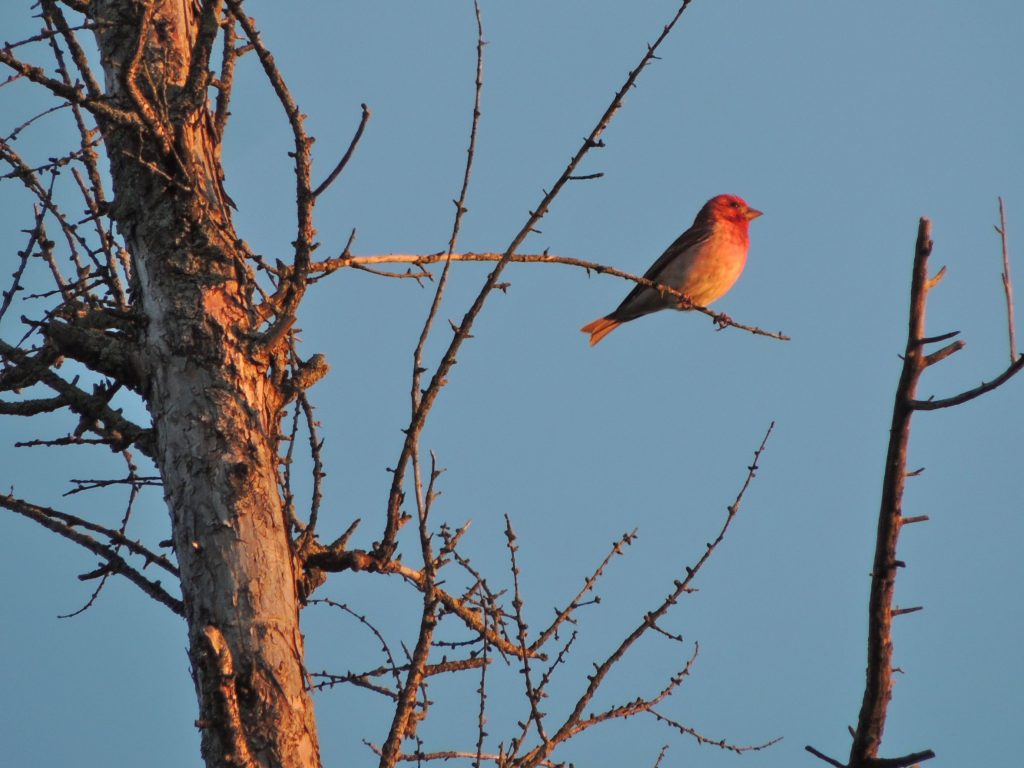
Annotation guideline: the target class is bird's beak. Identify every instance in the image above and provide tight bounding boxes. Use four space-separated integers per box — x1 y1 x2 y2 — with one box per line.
745 207 763 221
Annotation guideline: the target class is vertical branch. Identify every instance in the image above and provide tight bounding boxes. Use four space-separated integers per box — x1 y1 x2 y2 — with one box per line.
473 607 491 768
299 392 325 534
848 219 935 768
996 197 1017 363
0 203 45 324
381 0 696 557
227 2 315 349
383 0 486 555
40 0 103 98
379 453 441 768
505 517 549 753
213 11 239 143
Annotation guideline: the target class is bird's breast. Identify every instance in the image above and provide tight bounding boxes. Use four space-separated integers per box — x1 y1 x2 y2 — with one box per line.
670 230 749 306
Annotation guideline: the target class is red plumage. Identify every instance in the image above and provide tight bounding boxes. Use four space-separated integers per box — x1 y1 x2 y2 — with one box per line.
581 194 762 346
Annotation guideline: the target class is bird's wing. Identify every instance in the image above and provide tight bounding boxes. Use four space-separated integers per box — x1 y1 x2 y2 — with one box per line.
608 224 714 319
642 223 713 282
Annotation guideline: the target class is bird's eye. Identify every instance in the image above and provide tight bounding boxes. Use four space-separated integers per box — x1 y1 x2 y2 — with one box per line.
730 201 741 208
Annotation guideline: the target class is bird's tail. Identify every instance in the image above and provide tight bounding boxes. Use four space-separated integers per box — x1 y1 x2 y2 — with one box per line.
580 316 620 346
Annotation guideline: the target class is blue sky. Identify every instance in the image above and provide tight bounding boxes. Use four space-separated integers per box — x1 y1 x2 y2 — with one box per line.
2 2 1022 766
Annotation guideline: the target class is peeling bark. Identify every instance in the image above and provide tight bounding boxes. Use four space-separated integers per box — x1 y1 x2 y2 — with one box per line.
88 2 321 766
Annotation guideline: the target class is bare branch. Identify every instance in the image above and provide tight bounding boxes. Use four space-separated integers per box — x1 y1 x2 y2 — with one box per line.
312 102 371 198
364 744 562 768
309 597 402 691
845 220 934 766
996 197 1017 362
518 421 775 767
909 353 1024 409
213 10 239 142
0 203 46 323
40 0 102 98
226 1 314 350
380 1 489 565
298 392 325 534
122 1 171 154
0 50 139 128
0 337 154 455
379 453 443 768
505 517 550 752
650 705 782 753
311 658 486 696
303 547 535 660
531 529 637 652
805 745 847 768
316 251 788 341
1 492 183 615
905 205 1024 408
382 0 707 558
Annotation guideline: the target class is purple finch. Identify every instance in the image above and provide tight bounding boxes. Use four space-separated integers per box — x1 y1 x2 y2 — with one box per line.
581 194 762 345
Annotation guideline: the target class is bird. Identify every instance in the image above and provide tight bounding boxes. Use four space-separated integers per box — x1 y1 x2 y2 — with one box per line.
580 194 762 346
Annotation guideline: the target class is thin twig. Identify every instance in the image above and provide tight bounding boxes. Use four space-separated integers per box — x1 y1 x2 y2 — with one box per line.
380 0 488 558
531 529 637 653
0 204 46 323
40 0 102 98
213 9 239 142
505 517 549 753
316 251 788 341
996 197 1017 362
0 49 142 127
227 1 314 350
312 103 371 198
910 354 1024 410
1 492 183 614
379 452 441 768
650 704 782 753
382 0 700 558
518 421 775 768
299 392 325 534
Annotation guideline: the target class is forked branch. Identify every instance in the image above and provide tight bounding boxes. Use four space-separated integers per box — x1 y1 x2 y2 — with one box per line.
380 0 701 558
809 211 1021 767
515 422 776 768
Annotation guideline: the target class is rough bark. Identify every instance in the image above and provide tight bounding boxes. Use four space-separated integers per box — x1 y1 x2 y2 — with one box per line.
90 2 320 766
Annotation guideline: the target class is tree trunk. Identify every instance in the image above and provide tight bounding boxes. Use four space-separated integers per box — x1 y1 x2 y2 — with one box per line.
91 2 321 766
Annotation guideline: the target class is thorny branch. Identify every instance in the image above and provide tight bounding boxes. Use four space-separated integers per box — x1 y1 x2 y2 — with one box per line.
0 47 142 129
312 102 372 199
510 423 776 767
996 197 1017 362
16 4 1011 767
224 1 315 351
380 0 488 574
304 543 536 661
809 211 1022 768
317 251 788 341
379 0 701 560
363 423 776 767
531 529 637 653
1 492 183 615
377 7 487 754
58 450 151 618
378 453 443 768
